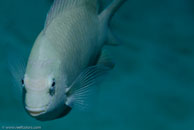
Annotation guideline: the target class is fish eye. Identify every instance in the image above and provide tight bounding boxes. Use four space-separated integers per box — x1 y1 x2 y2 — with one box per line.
49 79 55 96
52 81 55 87
21 78 25 87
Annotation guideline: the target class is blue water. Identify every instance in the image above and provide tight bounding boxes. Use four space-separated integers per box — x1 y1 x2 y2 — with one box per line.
0 0 194 130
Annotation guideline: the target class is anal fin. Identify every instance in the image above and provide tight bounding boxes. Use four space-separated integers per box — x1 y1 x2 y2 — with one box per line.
97 49 115 69
105 29 120 46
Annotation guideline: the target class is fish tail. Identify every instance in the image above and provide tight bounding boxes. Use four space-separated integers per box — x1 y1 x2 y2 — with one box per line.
99 0 127 25
98 0 126 46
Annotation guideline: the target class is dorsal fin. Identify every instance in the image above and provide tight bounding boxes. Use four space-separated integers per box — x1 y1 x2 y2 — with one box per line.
44 0 98 29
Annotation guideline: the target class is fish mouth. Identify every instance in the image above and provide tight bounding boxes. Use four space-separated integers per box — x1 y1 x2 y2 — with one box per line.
25 106 46 117
28 110 45 116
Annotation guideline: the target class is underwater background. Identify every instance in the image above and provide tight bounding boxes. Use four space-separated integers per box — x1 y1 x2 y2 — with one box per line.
0 0 194 130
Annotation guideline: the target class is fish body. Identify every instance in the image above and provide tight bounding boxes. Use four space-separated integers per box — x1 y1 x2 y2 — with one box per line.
11 0 127 121
27 5 100 85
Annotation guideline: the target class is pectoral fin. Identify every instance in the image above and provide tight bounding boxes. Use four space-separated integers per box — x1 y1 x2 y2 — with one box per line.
65 65 110 110
8 51 27 102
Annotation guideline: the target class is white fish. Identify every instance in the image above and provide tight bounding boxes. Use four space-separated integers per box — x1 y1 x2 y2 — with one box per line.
10 0 126 121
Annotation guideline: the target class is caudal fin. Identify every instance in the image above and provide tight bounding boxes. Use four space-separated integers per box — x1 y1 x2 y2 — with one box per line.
99 0 126 46
99 0 127 25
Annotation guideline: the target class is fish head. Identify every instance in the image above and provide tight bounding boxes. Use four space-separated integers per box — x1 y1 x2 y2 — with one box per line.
22 57 71 120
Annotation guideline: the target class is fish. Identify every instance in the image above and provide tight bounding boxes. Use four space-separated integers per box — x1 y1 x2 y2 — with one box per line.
9 0 126 121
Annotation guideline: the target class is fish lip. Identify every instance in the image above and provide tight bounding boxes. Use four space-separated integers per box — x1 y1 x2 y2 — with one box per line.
25 106 46 117
28 110 45 117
